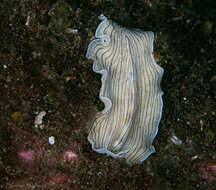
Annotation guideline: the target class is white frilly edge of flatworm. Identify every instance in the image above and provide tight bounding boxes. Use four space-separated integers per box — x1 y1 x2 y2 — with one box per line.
86 14 112 115
86 14 128 158
86 14 164 162
138 31 164 163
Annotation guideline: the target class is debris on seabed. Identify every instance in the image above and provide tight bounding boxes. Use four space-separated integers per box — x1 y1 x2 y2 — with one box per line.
65 28 78 34
200 120 204 131
49 136 55 145
170 135 182 145
140 0 152 7
11 111 23 120
32 51 42 58
34 111 46 128
25 15 31 26
191 155 198 160
186 121 190 125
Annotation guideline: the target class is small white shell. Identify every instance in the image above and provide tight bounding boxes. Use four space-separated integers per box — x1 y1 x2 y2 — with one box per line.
170 135 182 145
49 136 55 145
34 111 46 128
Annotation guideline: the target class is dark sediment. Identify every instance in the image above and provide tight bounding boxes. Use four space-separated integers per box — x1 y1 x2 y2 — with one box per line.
0 0 216 189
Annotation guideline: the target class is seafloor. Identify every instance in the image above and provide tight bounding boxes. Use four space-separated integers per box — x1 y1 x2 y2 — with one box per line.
0 0 216 189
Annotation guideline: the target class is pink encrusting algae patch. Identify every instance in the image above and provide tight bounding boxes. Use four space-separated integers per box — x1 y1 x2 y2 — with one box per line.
18 150 35 163
199 162 216 182
63 151 78 161
52 174 69 185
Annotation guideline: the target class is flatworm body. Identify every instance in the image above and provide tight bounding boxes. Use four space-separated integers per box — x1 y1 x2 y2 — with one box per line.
86 14 164 164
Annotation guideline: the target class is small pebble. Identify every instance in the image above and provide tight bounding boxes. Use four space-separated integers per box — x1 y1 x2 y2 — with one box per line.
25 15 30 26
49 136 55 145
200 120 204 131
170 135 182 145
34 111 46 128
191 155 198 160
65 28 78 34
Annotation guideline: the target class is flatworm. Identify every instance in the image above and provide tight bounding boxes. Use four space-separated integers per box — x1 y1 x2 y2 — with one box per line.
86 14 164 164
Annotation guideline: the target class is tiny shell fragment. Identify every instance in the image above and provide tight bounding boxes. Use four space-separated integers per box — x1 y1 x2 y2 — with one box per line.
86 14 164 164
170 135 182 145
34 111 46 128
49 136 55 145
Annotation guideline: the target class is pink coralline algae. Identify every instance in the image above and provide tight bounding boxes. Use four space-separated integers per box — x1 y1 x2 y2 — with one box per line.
199 161 216 182
18 142 44 165
52 174 69 185
18 150 35 163
63 151 78 162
